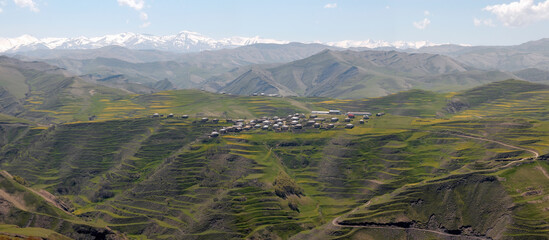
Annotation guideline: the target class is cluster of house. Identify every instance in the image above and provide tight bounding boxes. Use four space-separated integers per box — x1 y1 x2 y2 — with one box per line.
152 113 187 118
150 110 384 138
216 92 280 97
251 92 280 97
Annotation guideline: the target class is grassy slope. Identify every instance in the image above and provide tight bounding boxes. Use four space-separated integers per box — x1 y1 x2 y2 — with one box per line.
0 80 549 239
33 89 313 122
314 89 448 118
447 79 549 113
0 171 123 239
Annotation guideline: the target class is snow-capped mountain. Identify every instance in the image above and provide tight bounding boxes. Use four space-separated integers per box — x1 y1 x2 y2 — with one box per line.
0 31 290 53
0 31 441 53
325 39 438 49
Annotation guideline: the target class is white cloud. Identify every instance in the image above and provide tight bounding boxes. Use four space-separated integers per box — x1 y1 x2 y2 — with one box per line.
139 12 148 21
140 22 151 28
413 18 431 30
13 0 39 12
424 10 430 16
118 0 150 27
473 18 496 27
324 3 337 9
484 0 549 27
117 0 144 11
0 8 2 13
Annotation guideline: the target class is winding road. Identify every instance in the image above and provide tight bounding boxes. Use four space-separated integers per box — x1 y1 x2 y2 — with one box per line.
331 199 488 239
453 133 539 159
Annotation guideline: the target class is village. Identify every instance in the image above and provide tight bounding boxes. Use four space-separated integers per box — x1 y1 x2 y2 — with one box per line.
151 110 384 137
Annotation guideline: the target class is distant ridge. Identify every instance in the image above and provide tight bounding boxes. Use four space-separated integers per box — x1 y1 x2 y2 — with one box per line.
417 38 549 71
217 49 516 98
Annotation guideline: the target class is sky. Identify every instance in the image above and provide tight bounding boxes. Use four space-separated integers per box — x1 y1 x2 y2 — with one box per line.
1 0 549 46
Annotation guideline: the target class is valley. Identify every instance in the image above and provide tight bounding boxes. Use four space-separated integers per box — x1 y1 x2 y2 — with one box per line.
2 35 549 239
1 63 549 238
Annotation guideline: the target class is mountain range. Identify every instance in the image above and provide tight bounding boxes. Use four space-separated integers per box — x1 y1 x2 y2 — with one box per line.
12 46 518 98
416 38 549 71
0 31 441 53
0 31 288 53
4 44 531 99
13 43 343 90
217 50 517 98
5 34 549 100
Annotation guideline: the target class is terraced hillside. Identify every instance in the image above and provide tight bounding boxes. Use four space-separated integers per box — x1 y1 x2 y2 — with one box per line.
0 80 549 239
0 170 124 239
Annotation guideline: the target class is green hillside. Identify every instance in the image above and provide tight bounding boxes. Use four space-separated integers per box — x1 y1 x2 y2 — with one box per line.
446 79 549 112
315 89 448 118
1 76 549 239
448 79 549 121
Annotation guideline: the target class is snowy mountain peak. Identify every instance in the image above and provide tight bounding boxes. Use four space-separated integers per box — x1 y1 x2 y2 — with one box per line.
324 39 439 49
0 31 441 53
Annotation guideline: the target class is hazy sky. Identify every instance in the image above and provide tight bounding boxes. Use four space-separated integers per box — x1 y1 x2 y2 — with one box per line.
1 0 549 45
